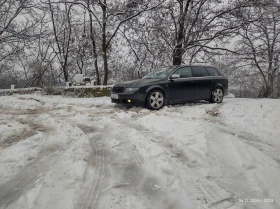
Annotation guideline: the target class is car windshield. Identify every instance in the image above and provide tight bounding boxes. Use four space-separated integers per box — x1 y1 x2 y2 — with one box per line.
143 67 174 79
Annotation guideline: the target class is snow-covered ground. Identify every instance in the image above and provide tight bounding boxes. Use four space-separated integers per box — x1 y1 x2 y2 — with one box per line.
0 95 279 209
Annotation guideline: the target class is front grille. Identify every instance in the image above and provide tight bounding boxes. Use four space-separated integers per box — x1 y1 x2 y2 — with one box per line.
112 86 124 93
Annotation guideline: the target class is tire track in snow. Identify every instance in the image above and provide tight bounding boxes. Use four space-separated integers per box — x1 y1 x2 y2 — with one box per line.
77 126 105 209
113 111 235 209
0 154 56 209
205 104 280 164
204 104 280 209
73 104 238 209
0 107 60 208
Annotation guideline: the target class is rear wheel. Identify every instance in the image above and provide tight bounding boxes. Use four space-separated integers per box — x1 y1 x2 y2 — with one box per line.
210 87 224 103
146 90 166 110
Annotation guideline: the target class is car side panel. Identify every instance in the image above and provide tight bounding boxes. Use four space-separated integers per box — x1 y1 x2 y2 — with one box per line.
168 78 195 102
193 77 212 100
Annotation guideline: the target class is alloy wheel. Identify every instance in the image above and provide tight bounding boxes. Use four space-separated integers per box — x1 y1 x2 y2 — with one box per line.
213 88 223 103
150 92 164 109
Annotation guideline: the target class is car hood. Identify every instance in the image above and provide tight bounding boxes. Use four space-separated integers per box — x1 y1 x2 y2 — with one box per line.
115 78 162 87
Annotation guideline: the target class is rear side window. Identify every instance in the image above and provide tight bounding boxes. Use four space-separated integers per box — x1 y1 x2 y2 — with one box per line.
174 67 192 78
192 66 208 77
206 67 221 76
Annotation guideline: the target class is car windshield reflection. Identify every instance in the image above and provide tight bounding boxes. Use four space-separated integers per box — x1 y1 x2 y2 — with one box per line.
143 67 174 79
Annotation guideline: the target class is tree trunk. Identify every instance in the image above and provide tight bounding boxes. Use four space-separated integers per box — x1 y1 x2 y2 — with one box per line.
172 15 184 65
103 50 109 85
62 65 69 82
94 56 100 85
173 46 183 65
88 0 100 85
63 1 71 82
266 73 274 97
172 0 191 65
89 18 101 85
101 1 108 85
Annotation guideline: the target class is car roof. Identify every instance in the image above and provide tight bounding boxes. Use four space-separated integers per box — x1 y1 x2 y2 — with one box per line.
176 64 215 67
155 65 218 69
158 64 216 68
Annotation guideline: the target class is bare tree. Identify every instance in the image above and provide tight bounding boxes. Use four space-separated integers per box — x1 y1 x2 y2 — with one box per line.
236 0 280 97
0 0 27 37
77 0 164 85
86 0 101 84
0 0 38 66
47 0 76 82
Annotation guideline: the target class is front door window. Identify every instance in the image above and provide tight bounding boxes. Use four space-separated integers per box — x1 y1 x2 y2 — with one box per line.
173 67 193 78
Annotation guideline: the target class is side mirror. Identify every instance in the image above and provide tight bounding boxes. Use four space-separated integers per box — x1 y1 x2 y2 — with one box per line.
170 74 180 79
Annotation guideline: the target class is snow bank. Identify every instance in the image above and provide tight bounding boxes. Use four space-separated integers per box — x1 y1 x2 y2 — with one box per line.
225 93 235 98
0 87 43 96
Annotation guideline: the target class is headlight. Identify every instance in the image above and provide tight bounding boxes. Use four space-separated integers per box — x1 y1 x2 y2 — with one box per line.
124 87 139 93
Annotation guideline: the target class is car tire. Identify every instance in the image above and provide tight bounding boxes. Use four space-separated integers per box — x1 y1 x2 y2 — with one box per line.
210 87 224 103
146 90 166 110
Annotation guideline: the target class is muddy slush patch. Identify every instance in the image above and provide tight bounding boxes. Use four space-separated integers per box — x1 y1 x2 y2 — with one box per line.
0 118 50 149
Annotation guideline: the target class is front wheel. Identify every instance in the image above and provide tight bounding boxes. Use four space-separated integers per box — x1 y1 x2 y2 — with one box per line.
146 90 166 110
210 87 224 103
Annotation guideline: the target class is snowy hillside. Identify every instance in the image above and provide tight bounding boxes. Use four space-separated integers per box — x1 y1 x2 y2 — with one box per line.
0 95 279 209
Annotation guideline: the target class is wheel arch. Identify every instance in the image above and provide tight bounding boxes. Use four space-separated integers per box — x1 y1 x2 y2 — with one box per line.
211 83 224 93
145 85 166 97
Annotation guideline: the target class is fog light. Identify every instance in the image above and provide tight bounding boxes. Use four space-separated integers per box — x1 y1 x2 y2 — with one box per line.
128 100 131 103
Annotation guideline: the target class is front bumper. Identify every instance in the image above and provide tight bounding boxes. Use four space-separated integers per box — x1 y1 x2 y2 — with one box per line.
111 91 146 106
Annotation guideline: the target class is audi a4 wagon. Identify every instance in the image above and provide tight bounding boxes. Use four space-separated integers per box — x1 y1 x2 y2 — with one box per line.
111 65 228 110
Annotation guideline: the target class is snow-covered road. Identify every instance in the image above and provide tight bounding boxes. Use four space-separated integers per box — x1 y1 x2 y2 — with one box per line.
0 95 279 209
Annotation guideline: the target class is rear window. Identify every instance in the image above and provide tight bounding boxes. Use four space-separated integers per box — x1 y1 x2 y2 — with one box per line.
206 67 221 76
192 66 208 77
